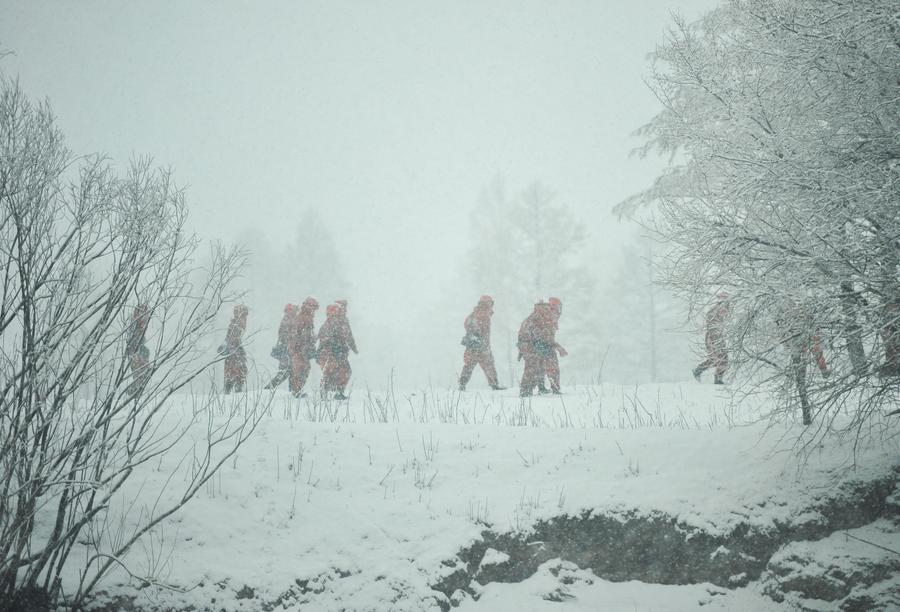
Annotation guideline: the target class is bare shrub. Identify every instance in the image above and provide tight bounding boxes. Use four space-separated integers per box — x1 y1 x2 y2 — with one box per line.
0 74 266 608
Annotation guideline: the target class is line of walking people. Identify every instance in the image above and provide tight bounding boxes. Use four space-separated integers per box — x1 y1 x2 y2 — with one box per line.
458 295 567 397
127 295 565 400
218 298 358 399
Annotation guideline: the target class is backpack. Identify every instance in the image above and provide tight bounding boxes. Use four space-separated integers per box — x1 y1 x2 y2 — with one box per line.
461 331 484 350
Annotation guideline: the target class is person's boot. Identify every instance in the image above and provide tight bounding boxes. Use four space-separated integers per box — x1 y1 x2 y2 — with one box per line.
490 383 506 390
334 392 348 400
714 374 725 385
692 367 702 382
538 384 549 394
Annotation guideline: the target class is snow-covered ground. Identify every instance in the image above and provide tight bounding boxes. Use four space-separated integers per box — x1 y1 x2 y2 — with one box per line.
76 382 899 611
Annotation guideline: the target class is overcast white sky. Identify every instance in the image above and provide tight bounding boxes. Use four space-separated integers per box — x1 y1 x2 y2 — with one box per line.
1 0 718 384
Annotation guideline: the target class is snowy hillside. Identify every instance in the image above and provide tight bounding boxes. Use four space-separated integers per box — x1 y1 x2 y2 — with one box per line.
71 382 899 611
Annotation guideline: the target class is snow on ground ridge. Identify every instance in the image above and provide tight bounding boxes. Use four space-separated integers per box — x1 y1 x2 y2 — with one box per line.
79 382 899 611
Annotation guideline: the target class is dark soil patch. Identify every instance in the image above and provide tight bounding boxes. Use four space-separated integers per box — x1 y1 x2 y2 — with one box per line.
431 469 899 609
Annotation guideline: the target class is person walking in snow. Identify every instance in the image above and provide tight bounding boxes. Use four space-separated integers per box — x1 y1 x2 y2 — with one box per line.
780 301 830 425
518 302 544 397
317 302 355 400
265 303 297 390
693 292 731 384
541 297 568 394
518 301 559 397
222 304 249 393
334 299 358 357
125 303 151 394
287 297 319 397
458 295 504 391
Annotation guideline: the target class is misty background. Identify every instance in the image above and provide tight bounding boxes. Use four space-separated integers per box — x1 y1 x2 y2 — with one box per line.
1 0 717 389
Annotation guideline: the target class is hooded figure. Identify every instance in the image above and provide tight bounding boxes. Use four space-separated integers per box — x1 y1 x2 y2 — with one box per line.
518 302 557 397
459 295 504 391
317 302 355 399
334 299 358 355
265 303 298 390
287 297 319 397
693 292 731 384
125 303 151 393
540 297 567 394
223 304 249 393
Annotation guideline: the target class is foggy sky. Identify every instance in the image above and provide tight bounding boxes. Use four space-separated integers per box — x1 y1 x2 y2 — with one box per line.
1 0 718 386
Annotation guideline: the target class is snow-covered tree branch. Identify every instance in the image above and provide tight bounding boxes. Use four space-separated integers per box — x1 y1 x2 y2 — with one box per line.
616 0 900 443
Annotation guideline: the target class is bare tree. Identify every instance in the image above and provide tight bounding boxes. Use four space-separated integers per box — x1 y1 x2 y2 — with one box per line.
616 0 900 446
0 75 267 609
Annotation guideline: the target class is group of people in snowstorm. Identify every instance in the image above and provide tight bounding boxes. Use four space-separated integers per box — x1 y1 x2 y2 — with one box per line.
123 299 357 400
692 292 831 388
262 298 358 399
458 295 567 397
124 288 900 414
215 294 567 399
691 290 900 425
234 298 359 399
123 295 569 400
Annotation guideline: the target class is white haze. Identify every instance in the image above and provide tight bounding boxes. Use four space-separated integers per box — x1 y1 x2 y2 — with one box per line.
0 0 718 388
